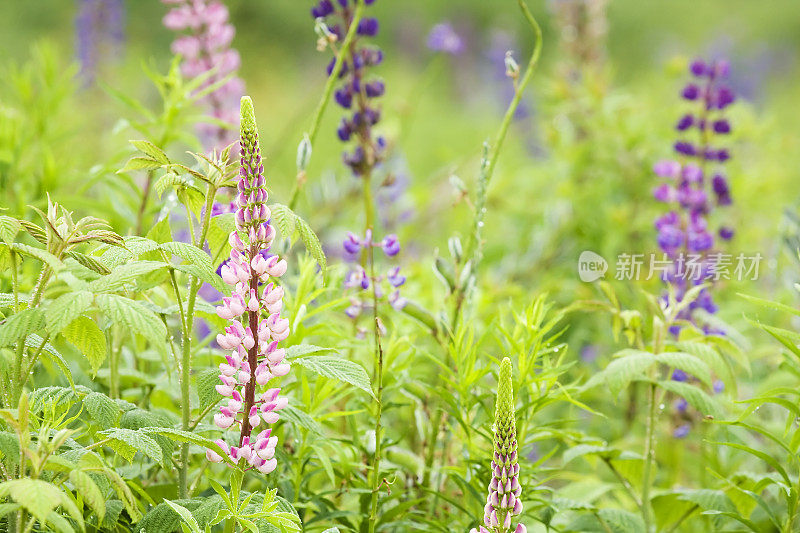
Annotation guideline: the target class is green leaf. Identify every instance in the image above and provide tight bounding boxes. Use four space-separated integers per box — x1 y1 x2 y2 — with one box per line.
130 140 169 164
63 316 107 375
657 380 723 418
270 203 296 241
295 215 326 274
173 263 228 295
64 251 111 275
196 368 222 412
586 349 655 398
163 500 202 533
0 216 21 245
655 352 713 388
159 241 213 270
119 156 162 173
95 294 167 347
285 345 335 358
99 428 164 465
281 405 323 436
0 479 63 526
25 335 75 387
140 427 237 468
46 291 93 335
87 261 167 293
597 508 646 533
0 308 45 347
676 488 736 513
710 440 791 485
83 392 121 428
292 355 374 398
69 470 106 523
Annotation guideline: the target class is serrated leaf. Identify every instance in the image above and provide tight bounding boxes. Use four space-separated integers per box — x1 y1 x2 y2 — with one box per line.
292 355 373 398
0 308 45 347
7 243 63 270
26 335 75 387
130 140 169 164
87 261 167 293
657 380 723 418
99 428 163 465
19 220 47 244
63 316 107 375
597 508 645 533
163 500 202 533
586 349 655 398
160 241 212 268
95 293 167 348
65 251 111 275
83 392 120 428
285 345 335 358
281 405 323 436
140 427 237 468
0 216 21 245
69 470 105 523
270 203 296 240
196 368 222 411
655 352 713 388
295 215 326 273
119 156 162 173
46 291 93 335
0 479 62 526
146 217 173 244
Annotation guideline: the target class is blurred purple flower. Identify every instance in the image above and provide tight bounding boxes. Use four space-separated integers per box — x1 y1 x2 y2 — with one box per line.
426 23 465 55
162 0 245 152
75 0 125 86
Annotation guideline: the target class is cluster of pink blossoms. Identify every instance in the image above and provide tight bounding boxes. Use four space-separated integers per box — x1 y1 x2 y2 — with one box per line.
162 0 245 151
205 97 290 474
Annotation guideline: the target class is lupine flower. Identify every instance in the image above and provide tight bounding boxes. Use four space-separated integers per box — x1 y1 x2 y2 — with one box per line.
205 97 291 473
162 0 245 152
75 0 125 86
471 358 526 533
653 58 736 334
427 22 465 55
311 0 386 176
341 229 407 320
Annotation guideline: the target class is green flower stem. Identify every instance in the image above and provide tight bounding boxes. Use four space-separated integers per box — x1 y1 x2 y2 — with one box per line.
288 0 364 210
455 0 541 332
178 184 218 499
641 319 667 532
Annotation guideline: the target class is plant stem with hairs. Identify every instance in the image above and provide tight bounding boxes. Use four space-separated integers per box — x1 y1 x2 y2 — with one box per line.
178 182 218 498
454 0 542 331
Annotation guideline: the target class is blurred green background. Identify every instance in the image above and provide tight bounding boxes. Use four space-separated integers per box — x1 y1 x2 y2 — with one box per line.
1 0 799 343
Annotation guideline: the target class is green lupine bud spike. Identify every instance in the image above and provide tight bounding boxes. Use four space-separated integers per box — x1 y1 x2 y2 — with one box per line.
477 357 523 533
240 96 256 134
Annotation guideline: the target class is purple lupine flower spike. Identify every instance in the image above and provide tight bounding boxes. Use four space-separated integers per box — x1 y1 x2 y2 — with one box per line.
653 58 736 332
206 97 290 473
427 22 465 55
162 0 245 152
311 0 386 175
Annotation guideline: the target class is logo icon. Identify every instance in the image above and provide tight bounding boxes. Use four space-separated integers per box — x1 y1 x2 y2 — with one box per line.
578 251 608 282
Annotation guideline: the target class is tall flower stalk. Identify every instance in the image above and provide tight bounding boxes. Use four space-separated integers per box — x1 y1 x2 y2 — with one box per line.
310 1 387 529
472 358 525 533
206 97 291 473
162 0 245 152
653 58 735 333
